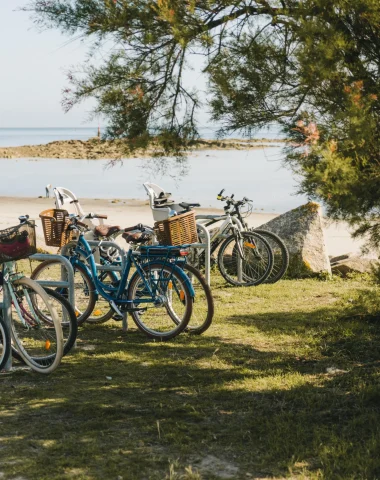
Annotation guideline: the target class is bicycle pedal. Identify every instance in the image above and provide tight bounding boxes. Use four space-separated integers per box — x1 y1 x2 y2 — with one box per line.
112 314 123 321
126 307 147 313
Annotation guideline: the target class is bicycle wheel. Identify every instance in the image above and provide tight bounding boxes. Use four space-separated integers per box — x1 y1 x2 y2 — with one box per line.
218 231 273 286
9 277 63 374
31 260 96 326
12 288 78 362
0 315 11 370
180 264 214 335
253 229 289 283
86 271 117 324
128 263 193 340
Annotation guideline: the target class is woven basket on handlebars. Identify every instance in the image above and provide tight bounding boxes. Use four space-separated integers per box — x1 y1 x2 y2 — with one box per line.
0 221 37 264
39 209 72 247
154 210 198 246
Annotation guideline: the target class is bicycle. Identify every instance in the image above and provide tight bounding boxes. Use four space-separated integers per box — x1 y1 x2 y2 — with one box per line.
32 217 195 340
185 203 274 286
215 190 289 283
87 225 214 335
0 217 63 374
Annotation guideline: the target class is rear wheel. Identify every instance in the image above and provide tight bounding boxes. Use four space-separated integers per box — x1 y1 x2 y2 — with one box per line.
128 263 193 340
10 277 63 374
218 231 273 286
12 288 78 362
253 229 289 283
31 259 96 326
181 264 214 335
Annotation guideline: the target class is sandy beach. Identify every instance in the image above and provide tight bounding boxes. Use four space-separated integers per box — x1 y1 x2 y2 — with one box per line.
0 196 366 257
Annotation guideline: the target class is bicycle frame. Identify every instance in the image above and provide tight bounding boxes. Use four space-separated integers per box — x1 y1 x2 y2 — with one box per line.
68 233 195 309
195 213 244 254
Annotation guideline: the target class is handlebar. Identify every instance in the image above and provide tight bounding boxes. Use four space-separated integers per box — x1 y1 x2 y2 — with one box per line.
216 191 253 207
85 213 108 220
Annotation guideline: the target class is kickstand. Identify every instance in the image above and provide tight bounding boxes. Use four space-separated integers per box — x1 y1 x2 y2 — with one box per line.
122 312 128 332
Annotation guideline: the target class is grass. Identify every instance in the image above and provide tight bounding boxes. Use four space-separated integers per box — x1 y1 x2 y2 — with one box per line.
2 271 380 479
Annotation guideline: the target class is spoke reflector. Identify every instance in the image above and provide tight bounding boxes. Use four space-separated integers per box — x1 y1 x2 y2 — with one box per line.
244 242 256 249
180 290 185 301
45 340 51 351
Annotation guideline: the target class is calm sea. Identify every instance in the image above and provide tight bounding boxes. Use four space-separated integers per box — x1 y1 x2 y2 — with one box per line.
0 127 305 212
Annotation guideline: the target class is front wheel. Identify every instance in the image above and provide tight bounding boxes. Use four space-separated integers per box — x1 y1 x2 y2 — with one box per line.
0 315 11 370
218 231 273 286
128 263 193 340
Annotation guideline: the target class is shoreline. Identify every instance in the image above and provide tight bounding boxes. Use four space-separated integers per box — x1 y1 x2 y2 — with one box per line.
0 137 284 160
0 196 368 257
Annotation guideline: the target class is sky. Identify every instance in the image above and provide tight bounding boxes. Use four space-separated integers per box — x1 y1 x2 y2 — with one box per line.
0 1 209 129
0 0 99 127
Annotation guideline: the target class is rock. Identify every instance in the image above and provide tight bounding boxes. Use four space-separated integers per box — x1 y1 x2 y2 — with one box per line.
331 255 377 276
259 202 331 278
330 253 354 264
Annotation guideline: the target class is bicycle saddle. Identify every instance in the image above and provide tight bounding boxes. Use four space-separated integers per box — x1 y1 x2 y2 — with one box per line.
179 202 201 210
94 225 121 237
122 232 151 244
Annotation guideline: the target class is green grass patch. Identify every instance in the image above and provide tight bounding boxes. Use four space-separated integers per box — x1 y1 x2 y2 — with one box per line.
2 272 380 479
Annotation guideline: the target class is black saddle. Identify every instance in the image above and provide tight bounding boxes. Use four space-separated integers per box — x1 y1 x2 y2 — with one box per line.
179 202 201 211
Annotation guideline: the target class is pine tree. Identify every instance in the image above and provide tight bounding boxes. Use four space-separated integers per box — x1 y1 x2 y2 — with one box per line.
25 0 380 244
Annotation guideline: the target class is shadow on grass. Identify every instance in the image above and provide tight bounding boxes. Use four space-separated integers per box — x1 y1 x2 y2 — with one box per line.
2 302 380 479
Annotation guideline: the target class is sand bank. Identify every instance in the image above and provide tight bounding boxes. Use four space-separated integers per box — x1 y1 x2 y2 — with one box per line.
0 196 366 257
0 138 282 160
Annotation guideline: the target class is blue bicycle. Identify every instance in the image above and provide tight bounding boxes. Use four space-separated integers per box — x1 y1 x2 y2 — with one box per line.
32 218 195 340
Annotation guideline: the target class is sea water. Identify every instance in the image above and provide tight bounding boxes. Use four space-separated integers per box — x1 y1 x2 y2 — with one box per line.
0 149 306 212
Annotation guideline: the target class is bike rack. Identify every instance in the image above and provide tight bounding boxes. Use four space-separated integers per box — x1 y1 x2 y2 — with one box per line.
1 254 75 372
189 223 211 285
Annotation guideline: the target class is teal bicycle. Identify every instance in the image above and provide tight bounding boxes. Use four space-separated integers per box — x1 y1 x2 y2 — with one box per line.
33 217 195 340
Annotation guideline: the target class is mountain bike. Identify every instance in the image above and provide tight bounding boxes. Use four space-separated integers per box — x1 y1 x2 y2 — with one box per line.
32 217 194 340
215 190 289 283
0 217 63 373
188 203 274 286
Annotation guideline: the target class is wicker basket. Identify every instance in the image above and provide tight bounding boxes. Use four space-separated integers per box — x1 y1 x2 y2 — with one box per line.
154 210 198 246
40 209 72 247
0 221 37 264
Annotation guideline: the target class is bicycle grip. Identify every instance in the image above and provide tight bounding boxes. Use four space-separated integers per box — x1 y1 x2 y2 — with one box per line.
124 223 143 233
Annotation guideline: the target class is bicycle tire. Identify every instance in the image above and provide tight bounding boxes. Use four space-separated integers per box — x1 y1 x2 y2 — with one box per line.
12 288 78 362
253 229 289 283
128 263 193 340
9 277 63 374
86 271 117 324
181 263 214 335
0 315 11 371
218 231 273 286
31 259 96 326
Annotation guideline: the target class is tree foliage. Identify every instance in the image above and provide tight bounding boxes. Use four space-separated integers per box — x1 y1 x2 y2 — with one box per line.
25 0 380 244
